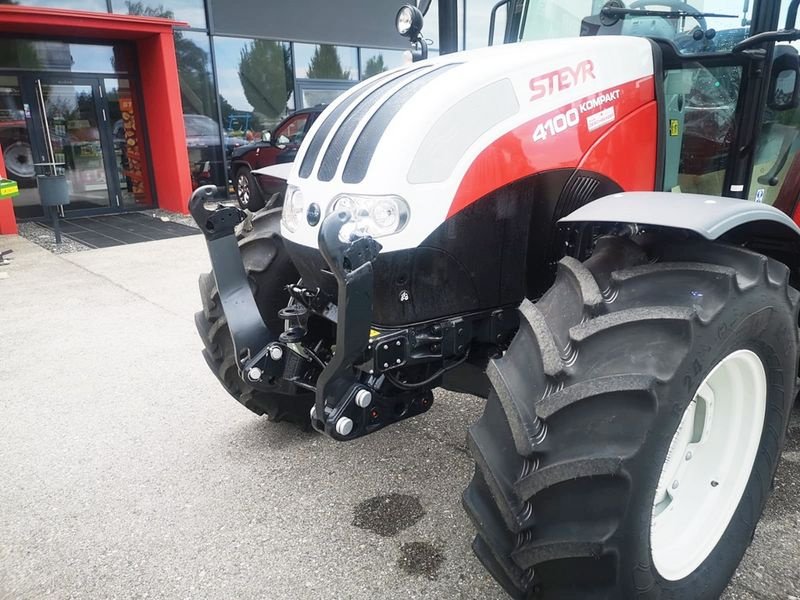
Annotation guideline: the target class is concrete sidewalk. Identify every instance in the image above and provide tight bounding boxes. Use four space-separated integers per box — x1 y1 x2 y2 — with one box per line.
0 234 797 599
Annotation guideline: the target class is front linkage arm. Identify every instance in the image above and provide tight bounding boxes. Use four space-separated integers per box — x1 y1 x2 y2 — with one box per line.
189 185 285 385
311 210 382 438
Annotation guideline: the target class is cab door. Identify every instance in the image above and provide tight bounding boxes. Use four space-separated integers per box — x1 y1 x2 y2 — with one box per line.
747 40 800 215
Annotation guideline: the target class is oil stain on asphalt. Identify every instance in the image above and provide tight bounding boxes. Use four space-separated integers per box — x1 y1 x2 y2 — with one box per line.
352 493 425 537
397 541 445 579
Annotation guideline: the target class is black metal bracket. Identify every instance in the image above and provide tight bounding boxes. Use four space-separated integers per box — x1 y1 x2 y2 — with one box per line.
188 185 282 382
311 210 382 438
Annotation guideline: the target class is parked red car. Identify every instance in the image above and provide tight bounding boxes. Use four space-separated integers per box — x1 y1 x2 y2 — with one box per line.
228 107 323 210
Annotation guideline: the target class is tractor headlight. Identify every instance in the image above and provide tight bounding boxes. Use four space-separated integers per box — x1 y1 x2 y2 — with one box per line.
281 185 305 233
331 194 410 243
396 4 423 38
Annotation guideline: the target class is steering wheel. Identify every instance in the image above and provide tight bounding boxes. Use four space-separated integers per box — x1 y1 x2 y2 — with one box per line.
628 0 713 52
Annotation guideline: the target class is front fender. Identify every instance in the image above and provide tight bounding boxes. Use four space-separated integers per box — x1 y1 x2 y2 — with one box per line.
559 191 800 241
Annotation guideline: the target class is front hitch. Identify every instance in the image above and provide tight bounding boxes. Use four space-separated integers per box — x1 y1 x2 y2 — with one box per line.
311 211 382 438
189 185 285 384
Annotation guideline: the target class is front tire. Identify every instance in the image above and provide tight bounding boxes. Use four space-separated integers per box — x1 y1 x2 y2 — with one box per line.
464 235 799 598
194 207 313 424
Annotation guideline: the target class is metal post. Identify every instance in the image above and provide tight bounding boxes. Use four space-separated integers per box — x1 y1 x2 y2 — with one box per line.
50 206 62 245
438 0 460 54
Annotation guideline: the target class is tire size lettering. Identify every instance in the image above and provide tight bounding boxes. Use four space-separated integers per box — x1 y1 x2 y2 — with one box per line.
532 108 580 143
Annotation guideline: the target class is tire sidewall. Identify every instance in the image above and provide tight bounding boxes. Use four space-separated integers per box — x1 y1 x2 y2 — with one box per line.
624 286 795 598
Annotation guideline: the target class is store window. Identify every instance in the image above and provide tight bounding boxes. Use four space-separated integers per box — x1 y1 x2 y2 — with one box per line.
0 75 39 218
8 0 107 12
294 44 358 81
105 78 152 209
175 31 226 189
0 39 131 74
111 0 207 29
293 43 356 108
214 36 294 140
359 49 409 79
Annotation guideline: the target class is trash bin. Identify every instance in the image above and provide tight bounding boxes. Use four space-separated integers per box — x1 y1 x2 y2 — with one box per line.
37 174 70 244
37 174 69 207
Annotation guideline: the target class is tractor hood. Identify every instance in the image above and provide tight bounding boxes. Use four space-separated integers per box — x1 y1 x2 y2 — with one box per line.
283 36 656 252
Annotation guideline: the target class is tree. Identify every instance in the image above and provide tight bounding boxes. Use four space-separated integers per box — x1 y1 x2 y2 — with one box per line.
363 54 387 79
306 44 350 80
237 40 293 128
123 2 216 117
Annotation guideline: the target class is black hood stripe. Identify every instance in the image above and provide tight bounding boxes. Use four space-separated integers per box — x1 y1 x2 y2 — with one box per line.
298 69 402 179
316 64 441 182
342 63 459 184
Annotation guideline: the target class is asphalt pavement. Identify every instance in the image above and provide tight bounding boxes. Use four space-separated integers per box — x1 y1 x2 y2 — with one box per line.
1 233 798 599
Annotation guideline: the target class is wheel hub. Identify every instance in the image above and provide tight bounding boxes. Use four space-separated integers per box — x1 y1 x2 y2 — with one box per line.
650 349 766 581
4 141 34 179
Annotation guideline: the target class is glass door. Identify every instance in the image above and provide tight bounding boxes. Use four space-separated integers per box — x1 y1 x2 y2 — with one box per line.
0 74 40 219
29 76 117 214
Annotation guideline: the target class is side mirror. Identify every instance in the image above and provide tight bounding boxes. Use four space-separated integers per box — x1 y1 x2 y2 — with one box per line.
261 130 272 143
768 47 800 111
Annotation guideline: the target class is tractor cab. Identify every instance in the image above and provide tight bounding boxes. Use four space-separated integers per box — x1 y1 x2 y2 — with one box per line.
402 0 800 216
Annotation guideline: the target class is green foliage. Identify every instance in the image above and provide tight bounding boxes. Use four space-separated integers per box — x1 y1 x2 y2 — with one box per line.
237 40 293 128
306 44 350 80
363 54 387 79
124 1 173 19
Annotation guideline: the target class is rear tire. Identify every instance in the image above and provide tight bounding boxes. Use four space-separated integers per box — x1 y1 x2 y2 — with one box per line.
195 207 313 424
463 235 799 598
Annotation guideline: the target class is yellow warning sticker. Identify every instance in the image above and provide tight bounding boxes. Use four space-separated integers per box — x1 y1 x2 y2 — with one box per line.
669 119 680 137
369 329 381 338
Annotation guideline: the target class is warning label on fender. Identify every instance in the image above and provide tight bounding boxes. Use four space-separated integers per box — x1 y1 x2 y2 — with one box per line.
586 107 616 132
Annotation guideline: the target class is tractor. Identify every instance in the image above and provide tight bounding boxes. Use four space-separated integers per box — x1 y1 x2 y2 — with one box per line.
191 0 800 597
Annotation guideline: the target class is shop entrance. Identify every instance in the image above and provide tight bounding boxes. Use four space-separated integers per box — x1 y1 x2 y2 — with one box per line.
1 70 152 220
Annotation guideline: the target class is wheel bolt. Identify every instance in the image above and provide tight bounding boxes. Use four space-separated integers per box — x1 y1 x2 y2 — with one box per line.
685 450 693 461
672 480 680 490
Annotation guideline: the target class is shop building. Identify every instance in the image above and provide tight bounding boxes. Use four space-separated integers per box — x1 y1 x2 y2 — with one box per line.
0 0 497 233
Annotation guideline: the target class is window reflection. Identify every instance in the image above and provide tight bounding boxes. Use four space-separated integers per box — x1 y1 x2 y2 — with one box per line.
112 0 207 30
294 44 357 81
10 0 107 11
0 75 41 219
214 36 294 141
0 39 130 73
174 32 227 189
359 48 410 79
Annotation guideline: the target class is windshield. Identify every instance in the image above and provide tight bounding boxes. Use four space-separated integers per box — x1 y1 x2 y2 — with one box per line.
519 0 753 55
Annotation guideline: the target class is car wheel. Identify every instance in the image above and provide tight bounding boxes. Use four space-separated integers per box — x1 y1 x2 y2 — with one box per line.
235 167 265 211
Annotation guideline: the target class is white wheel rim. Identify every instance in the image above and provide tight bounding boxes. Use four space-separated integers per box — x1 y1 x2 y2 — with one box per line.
4 141 34 179
650 349 766 581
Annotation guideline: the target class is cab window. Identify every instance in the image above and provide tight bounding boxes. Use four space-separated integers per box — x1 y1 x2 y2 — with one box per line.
519 0 753 56
662 64 743 196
